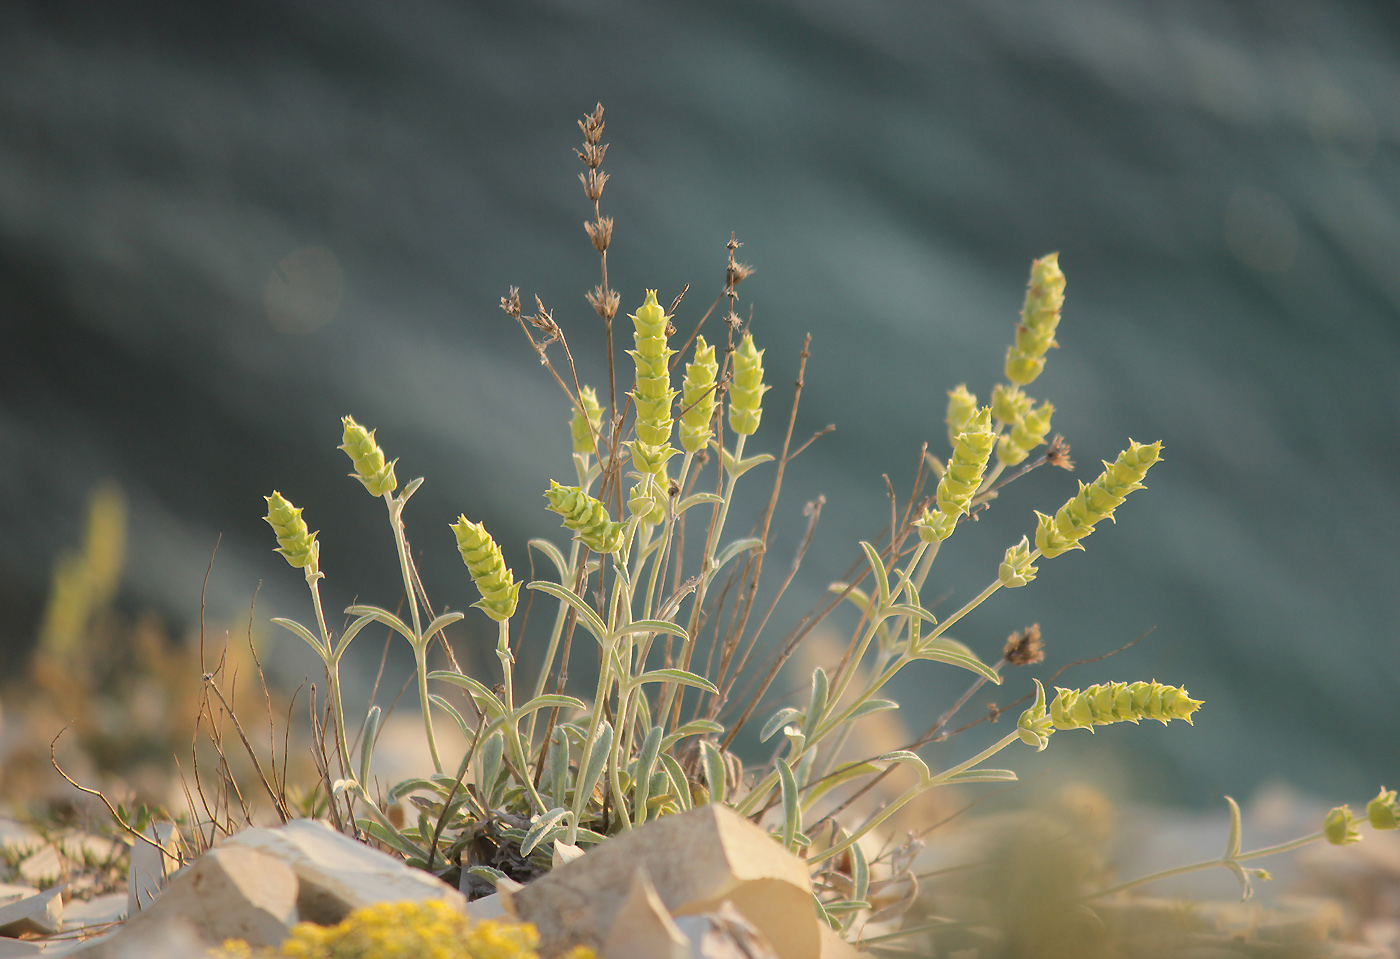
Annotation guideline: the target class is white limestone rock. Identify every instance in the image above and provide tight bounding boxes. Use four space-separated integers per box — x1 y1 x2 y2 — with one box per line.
126 823 179 916
221 818 464 924
0 884 65 938
602 869 688 959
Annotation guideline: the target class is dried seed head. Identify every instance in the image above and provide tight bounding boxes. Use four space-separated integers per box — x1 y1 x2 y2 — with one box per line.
679 335 719 453
727 332 770 436
586 285 620 321
450 516 519 622
544 480 624 554
997 400 1055 467
998 536 1039 588
584 215 613 252
945 385 977 448
339 415 398 497
1035 439 1162 558
264 491 319 572
579 168 610 202
727 260 755 288
500 287 523 319
578 103 605 146
1046 434 1074 471
1324 805 1362 845
1003 623 1044 665
570 385 604 455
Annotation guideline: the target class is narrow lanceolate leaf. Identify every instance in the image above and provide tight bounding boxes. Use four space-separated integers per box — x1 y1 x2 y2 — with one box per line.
878 750 931 782
777 757 800 852
420 611 466 644
700 739 726 804
476 731 506 806
659 753 693 812
517 694 588 716
527 580 611 645
427 695 471 739
344 605 417 644
358 705 381 789
576 721 613 811
467 865 507 884
630 668 718 694
633 726 664 825
1224 795 1243 860
614 620 690 641
428 670 505 720
843 699 900 722
851 840 870 904
714 537 765 573
528 538 571 582
860 542 891 610
270 617 327 657
802 667 829 741
661 719 725 751
938 769 1017 785
547 728 570 811
802 762 881 809
760 707 806 743
910 643 1001 683
521 808 573 857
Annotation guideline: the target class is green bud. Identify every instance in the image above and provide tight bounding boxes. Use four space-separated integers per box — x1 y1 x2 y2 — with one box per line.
1017 680 1054 751
628 472 667 526
450 516 519 622
544 480 624 554
997 401 1054 467
998 536 1038 587
339 416 398 497
570 385 604 455
1035 440 1162 559
936 408 995 519
945 384 977 448
728 333 770 436
679 336 719 453
264 491 319 572
1323 805 1362 846
913 506 957 543
1367 788 1399 830
1004 253 1064 386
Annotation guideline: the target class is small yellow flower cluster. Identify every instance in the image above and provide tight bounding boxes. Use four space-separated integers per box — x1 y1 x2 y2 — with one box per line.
1004 253 1064 385
263 491 318 572
679 335 719 452
339 416 398 497
1035 440 1163 558
627 291 678 475
450 517 520 622
727 333 769 436
569 385 604 455
209 899 596 959
544 480 623 554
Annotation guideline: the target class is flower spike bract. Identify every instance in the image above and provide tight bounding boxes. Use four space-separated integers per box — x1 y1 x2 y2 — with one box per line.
544 480 624 554
451 516 520 622
264 491 318 572
339 415 398 496
1035 439 1163 558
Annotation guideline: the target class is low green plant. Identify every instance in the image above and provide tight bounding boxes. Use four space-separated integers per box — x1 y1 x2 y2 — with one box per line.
246 105 1388 947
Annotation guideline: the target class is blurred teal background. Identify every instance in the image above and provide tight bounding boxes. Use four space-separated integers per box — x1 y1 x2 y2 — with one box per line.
1 1 1397 805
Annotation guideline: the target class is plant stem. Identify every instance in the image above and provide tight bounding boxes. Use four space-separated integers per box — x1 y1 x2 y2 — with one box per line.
385 491 441 774
1081 832 1324 902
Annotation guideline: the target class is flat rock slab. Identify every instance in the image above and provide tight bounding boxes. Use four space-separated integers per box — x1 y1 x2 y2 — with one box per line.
0 885 64 938
222 818 464 924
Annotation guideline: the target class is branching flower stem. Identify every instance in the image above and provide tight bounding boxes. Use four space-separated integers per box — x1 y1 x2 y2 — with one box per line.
1080 831 1323 902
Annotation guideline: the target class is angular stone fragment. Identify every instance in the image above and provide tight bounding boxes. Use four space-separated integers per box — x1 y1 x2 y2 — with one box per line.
222 818 464 924
511 804 818 959
127 822 180 916
673 901 779 959
0 938 45 957
61 892 128 933
0 884 64 937
0 886 36 907
602 869 688 959
71 846 296 958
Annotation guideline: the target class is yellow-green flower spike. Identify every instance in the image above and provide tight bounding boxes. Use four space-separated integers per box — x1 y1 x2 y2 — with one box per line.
450 516 519 622
627 291 679 474
1367 788 1399 830
728 332 770 436
1017 679 1054 751
945 384 977 448
998 536 1038 587
935 408 995 520
1035 440 1163 559
997 401 1055 467
679 335 719 453
1004 253 1065 386
1324 805 1362 845
990 384 1033 425
264 491 319 572
338 415 398 496
1048 680 1202 732
570 385 604 455
544 480 624 554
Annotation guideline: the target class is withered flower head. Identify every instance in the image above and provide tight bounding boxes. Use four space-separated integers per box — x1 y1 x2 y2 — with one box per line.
500 286 522 319
584 215 613 252
1046 434 1074 471
586 284 620 321
1004 624 1045 665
